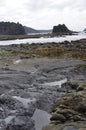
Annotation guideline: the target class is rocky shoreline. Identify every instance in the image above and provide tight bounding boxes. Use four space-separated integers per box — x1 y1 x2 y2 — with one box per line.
0 39 85 130
0 39 86 63
42 81 86 130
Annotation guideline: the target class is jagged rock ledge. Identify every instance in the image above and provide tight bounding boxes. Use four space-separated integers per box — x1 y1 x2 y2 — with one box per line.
42 81 86 130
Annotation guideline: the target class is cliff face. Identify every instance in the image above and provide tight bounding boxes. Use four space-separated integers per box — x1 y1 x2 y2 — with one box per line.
0 22 26 35
52 24 71 34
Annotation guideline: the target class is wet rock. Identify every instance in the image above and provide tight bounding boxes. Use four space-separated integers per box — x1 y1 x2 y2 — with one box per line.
79 128 86 130
55 108 78 119
66 82 79 90
50 113 66 123
58 92 86 114
6 116 35 130
17 104 36 117
0 84 10 95
43 81 86 130
0 107 5 119
0 57 85 130
63 126 78 130
77 81 86 91
0 95 23 110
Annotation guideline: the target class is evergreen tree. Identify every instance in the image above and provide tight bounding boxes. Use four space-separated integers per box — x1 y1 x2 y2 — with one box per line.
0 22 26 35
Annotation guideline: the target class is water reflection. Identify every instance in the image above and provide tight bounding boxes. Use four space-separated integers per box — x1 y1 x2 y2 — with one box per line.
32 109 51 130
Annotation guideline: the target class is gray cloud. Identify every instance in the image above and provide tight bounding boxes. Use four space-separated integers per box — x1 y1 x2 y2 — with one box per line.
0 0 6 6
0 0 86 31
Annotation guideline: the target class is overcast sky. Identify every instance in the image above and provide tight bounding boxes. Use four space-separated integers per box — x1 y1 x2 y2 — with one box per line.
0 0 86 31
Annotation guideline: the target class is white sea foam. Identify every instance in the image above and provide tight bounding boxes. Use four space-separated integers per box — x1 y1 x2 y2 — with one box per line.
0 33 86 45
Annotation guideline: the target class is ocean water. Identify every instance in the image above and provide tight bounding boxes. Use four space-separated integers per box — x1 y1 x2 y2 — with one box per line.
0 33 86 45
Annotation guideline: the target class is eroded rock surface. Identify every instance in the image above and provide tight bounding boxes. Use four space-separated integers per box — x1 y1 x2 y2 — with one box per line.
43 82 86 130
0 58 85 130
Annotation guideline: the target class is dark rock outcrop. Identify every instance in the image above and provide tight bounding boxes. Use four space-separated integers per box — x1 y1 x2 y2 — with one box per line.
0 22 26 35
83 28 86 33
52 24 72 34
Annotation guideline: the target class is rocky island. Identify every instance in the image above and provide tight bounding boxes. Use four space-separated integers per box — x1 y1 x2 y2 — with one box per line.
53 24 70 32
